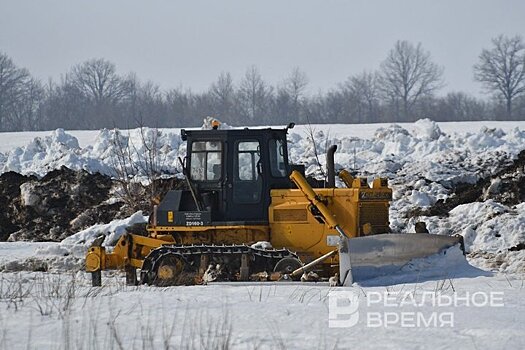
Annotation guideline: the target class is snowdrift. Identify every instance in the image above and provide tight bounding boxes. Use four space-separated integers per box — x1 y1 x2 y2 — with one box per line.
0 118 524 274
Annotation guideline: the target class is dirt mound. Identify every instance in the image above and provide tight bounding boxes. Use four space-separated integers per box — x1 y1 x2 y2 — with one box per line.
1 167 126 242
413 150 525 217
0 167 186 242
0 172 36 241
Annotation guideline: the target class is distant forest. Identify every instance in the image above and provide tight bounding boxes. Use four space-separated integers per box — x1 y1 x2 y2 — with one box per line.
1 35 525 132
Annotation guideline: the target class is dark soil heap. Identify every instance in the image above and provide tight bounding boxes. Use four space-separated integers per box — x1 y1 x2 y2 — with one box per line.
0 166 185 242
0 167 124 242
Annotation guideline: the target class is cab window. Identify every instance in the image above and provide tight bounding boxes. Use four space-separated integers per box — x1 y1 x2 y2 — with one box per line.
269 138 287 177
190 141 222 181
237 141 260 181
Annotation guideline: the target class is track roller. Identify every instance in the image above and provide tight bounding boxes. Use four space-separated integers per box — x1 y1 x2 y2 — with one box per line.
273 257 303 280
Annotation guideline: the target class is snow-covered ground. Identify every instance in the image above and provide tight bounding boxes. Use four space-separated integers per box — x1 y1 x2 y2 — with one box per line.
1 119 525 349
0 271 523 349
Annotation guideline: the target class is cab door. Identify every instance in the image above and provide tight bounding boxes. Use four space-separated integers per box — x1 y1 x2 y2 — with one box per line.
225 138 265 221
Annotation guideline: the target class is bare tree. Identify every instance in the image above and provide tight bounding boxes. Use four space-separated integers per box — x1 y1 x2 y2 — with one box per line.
0 52 32 128
380 40 444 120
272 68 308 124
209 72 235 120
67 58 130 128
436 92 488 121
315 90 345 123
70 58 127 103
44 77 90 130
238 65 273 122
284 67 309 119
515 95 525 118
6 78 45 131
135 80 166 127
109 125 172 212
341 71 380 123
273 87 292 123
474 35 525 119
166 86 196 127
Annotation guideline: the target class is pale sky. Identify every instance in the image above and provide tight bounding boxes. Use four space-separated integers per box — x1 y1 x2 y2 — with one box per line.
1 0 524 97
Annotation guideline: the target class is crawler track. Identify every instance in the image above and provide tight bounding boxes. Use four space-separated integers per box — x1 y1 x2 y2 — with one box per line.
140 244 300 285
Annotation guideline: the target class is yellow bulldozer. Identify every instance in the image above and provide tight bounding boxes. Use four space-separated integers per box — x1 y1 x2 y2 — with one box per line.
85 122 462 286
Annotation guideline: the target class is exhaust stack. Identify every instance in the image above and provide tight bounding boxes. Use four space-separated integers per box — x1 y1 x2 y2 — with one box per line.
326 145 337 188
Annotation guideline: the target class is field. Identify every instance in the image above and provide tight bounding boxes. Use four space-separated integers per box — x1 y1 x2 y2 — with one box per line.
0 269 523 350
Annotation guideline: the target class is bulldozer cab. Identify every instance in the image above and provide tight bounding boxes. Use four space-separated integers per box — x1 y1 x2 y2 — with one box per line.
176 127 293 223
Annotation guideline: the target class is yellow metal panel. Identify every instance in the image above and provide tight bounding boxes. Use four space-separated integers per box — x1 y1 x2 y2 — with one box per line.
148 224 268 232
338 169 355 188
130 258 145 268
269 185 390 270
132 234 174 247
274 208 308 222
85 246 104 272
148 225 270 246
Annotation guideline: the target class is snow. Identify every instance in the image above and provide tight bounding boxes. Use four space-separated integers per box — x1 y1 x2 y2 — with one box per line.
409 189 433 207
0 242 58 266
1 119 524 255
2 120 525 152
0 127 183 177
0 119 524 259
413 118 443 140
61 211 148 247
251 241 273 250
424 201 525 273
0 272 523 349
1 119 525 348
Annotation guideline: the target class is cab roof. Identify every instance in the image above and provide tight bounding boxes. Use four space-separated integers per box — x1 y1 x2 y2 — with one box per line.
181 126 291 141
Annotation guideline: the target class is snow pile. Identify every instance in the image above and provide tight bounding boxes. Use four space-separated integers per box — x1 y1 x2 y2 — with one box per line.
423 201 525 273
413 118 443 140
0 128 183 178
0 211 147 271
1 119 525 274
0 241 84 272
409 189 433 207
287 120 525 246
0 242 57 266
427 201 525 252
2 129 80 175
61 210 147 247
1 119 523 189
0 117 236 178
289 119 522 195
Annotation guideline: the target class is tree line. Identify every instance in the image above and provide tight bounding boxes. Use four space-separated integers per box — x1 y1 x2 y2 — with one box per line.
1 35 525 132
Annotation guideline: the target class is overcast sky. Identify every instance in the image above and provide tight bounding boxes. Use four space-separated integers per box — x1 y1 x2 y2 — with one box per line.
1 0 524 97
